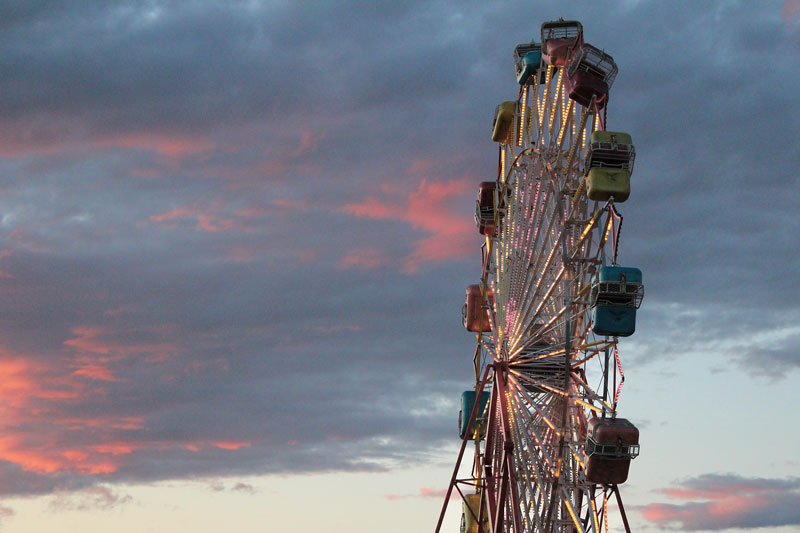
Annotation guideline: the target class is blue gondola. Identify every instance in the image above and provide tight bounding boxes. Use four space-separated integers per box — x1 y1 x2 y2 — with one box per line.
590 266 644 337
514 41 544 85
459 390 490 440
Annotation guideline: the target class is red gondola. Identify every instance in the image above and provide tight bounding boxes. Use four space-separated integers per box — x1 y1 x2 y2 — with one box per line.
585 417 640 484
462 285 493 333
565 44 618 109
474 181 498 236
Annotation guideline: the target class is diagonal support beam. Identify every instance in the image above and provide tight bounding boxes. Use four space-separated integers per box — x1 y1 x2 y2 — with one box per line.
435 365 494 533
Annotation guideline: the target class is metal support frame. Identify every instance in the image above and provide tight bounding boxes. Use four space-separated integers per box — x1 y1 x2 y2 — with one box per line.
435 365 493 533
436 361 530 533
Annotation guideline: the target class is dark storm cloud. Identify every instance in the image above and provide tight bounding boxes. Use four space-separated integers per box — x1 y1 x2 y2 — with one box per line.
0 0 798 497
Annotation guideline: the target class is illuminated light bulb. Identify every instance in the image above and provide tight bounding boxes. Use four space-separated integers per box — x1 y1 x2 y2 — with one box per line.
572 109 577 138
563 493 584 532
494 246 500 287
518 90 526 146
549 70 562 133
540 66 551 126
582 121 587 147
590 498 601 533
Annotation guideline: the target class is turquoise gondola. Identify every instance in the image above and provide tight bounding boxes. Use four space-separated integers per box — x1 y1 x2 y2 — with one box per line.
514 41 544 85
458 390 490 440
590 266 644 337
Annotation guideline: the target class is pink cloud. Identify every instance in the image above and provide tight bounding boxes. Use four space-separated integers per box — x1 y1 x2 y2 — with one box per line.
212 441 251 451
340 178 474 272
72 364 116 382
234 207 270 218
290 130 325 158
271 198 308 210
0 434 124 475
0 337 255 482
339 248 388 270
63 325 179 362
62 324 183 384
97 132 213 157
384 487 459 501
149 207 237 233
151 197 307 237
63 327 112 354
90 443 137 456
0 126 213 159
243 130 325 181
60 417 145 431
343 196 403 219
639 474 800 530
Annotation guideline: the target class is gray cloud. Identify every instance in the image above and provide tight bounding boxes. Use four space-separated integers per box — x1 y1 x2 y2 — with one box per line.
48 484 133 512
0 0 797 499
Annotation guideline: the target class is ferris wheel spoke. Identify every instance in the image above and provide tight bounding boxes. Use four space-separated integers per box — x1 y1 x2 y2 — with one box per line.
507 234 564 345
506 415 549 531
507 403 557 527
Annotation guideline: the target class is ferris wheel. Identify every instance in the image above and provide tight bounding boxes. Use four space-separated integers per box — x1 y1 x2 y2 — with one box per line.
438 20 644 533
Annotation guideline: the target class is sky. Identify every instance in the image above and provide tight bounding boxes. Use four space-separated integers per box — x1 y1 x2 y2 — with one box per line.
0 0 799 531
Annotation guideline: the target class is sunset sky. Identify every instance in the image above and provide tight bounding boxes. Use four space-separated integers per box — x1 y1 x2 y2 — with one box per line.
0 1 799 531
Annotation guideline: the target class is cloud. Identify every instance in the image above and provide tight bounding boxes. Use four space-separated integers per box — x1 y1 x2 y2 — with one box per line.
0 0 797 512
341 178 475 272
207 480 256 494
149 206 237 233
232 482 256 494
623 302 800 381
48 485 133 512
0 504 14 526
339 248 389 270
211 442 251 451
639 474 800 530
384 487 456 501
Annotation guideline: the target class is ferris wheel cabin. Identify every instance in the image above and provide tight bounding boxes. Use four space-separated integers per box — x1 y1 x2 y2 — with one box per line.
461 493 485 533
458 390 490 440
491 101 517 143
474 181 499 235
585 417 640 485
462 284 494 333
540 19 583 66
566 44 618 109
590 266 644 337
585 131 636 202
513 41 545 85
